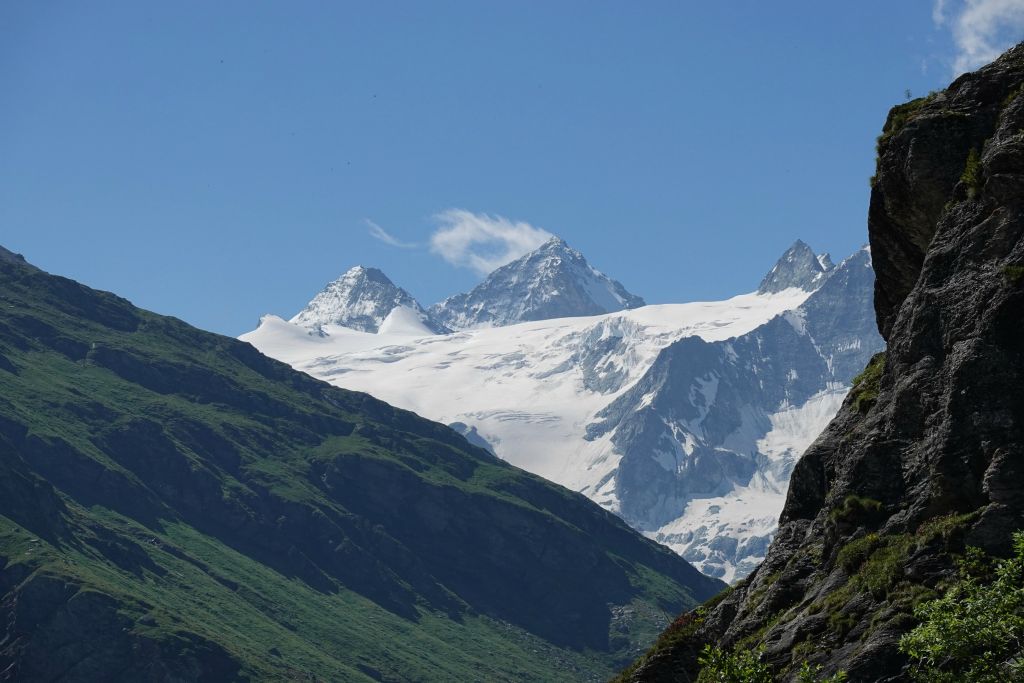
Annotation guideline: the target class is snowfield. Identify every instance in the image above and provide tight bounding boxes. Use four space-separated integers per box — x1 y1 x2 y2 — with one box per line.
242 288 823 581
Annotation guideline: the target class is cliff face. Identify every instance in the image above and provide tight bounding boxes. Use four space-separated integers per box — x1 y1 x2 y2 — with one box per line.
622 43 1024 682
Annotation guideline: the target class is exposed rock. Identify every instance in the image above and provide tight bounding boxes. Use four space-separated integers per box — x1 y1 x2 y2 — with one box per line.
430 237 645 330
757 240 832 294
291 265 446 334
588 247 881 581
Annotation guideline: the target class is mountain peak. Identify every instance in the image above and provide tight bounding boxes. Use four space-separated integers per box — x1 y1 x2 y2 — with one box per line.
291 266 445 334
430 237 645 329
757 240 832 294
538 235 569 249
340 265 388 282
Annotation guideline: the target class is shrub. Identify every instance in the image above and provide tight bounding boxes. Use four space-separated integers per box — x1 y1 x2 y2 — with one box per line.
697 646 772 683
797 662 848 683
837 533 881 573
696 645 847 682
899 531 1024 682
1002 265 1024 285
849 353 885 414
1002 83 1024 109
961 148 982 198
830 495 884 525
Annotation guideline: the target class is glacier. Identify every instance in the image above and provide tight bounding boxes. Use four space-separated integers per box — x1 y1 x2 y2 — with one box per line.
242 241 882 581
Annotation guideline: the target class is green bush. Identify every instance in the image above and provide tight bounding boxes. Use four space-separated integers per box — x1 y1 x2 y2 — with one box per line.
1002 83 1024 109
797 662 848 683
961 148 982 198
696 646 847 682
899 531 1024 682
830 495 884 525
1002 265 1024 284
697 646 772 683
876 95 933 153
837 533 882 573
849 353 885 414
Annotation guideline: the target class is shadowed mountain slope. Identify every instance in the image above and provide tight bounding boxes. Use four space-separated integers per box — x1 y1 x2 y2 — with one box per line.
0 248 722 682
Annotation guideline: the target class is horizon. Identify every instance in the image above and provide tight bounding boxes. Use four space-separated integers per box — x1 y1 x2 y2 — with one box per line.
1 233 860 335
3 3 1022 335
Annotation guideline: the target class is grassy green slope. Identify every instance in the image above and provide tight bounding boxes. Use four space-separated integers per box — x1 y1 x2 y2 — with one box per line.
0 247 723 682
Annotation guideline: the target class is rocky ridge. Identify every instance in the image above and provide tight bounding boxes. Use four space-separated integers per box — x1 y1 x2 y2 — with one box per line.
290 265 446 334
430 237 645 330
757 240 834 294
590 246 881 581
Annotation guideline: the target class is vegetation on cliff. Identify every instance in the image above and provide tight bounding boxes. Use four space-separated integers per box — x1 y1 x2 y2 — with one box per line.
900 532 1024 682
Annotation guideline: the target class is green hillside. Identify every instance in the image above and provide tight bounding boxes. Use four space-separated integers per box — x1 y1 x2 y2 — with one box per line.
0 246 723 681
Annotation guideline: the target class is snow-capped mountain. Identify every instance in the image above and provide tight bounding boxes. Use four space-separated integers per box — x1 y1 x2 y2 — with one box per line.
587 247 879 579
290 266 446 334
429 237 645 330
757 239 833 294
242 241 883 582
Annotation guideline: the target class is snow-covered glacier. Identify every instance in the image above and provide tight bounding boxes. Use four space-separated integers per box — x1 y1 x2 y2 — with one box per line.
241 240 882 581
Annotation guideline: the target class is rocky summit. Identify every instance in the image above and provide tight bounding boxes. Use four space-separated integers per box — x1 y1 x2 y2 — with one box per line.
290 265 446 334
430 237 645 330
619 42 1024 683
757 240 834 294
589 246 881 581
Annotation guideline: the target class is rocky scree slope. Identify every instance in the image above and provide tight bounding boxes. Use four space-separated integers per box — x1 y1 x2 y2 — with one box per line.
0 249 723 682
618 42 1024 682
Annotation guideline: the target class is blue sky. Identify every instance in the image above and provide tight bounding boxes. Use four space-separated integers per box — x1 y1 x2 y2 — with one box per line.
2 2 1022 335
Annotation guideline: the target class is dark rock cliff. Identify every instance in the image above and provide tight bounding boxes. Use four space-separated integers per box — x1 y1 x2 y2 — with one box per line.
620 43 1024 683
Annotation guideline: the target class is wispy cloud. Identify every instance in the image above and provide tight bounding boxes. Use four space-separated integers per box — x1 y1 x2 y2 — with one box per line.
367 219 417 249
934 0 1024 75
429 209 553 275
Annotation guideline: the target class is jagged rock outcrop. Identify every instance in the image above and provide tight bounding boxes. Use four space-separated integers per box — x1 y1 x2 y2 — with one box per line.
430 237 645 329
587 247 881 581
757 240 833 294
620 42 1024 683
291 265 446 334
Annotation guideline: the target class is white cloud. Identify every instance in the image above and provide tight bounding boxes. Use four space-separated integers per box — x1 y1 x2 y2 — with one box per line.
367 219 417 249
429 209 553 275
934 0 1024 75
